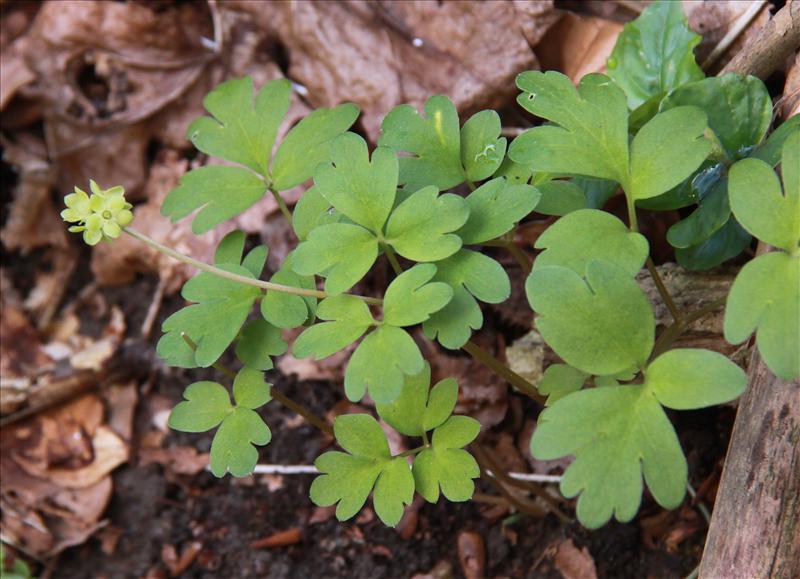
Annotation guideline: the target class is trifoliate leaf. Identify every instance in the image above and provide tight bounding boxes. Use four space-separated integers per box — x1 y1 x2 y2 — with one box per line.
187 77 290 175
292 295 374 359
261 254 317 329
385 186 468 261
724 252 800 380
533 209 649 277
162 166 267 234
232 366 271 409
413 416 480 503
645 349 745 409
375 363 458 436
271 103 360 191
157 238 264 368
423 250 510 349
235 319 287 370
310 414 414 526
531 384 686 528
535 180 587 216
629 106 711 201
526 261 654 375
538 364 589 405
292 223 378 294
461 110 507 182
660 74 771 161
314 133 398 233
379 95 463 191
456 178 540 244
729 133 799 253
606 0 703 109
210 407 271 477
510 72 629 185
383 264 453 327
292 185 339 241
344 325 424 404
675 218 751 271
168 381 232 432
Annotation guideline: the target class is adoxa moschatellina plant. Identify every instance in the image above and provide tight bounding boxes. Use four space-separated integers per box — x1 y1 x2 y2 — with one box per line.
62 0 799 529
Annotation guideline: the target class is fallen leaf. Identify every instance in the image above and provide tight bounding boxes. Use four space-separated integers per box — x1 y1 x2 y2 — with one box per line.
554 538 597 579
457 530 486 579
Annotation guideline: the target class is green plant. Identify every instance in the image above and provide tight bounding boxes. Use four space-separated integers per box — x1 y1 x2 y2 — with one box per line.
63 1 798 529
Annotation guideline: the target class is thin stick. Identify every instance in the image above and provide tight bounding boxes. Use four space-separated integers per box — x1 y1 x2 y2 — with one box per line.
702 0 769 71
646 257 682 324
123 227 383 306
462 340 545 404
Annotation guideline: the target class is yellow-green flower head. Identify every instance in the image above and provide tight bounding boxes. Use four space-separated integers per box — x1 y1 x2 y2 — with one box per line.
61 180 133 246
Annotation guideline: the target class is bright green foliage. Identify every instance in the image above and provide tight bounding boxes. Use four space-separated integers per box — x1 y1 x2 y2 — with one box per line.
461 110 507 182
510 71 710 202
382 264 453 327
169 368 272 477
423 250 510 349
157 232 265 367
526 260 654 376
531 385 687 528
375 363 457 436
271 103 361 191
310 414 414 526
314 133 398 233
260 254 317 329
292 185 339 241
533 209 648 277
646 349 746 409
456 178 540 244
413 416 481 503
535 180 587 216
725 252 800 380
606 0 704 109
292 295 374 359
236 319 287 370
292 222 379 294
345 325 424 404
62 181 133 245
537 364 588 405
188 77 289 175
385 186 469 261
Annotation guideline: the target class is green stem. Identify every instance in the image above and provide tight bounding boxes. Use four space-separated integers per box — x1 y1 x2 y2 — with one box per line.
505 241 533 273
646 257 682 324
462 340 545 404
626 195 639 232
269 188 294 225
123 226 383 306
181 334 334 436
383 244 404 275
398 445 428 458
650 296 727 360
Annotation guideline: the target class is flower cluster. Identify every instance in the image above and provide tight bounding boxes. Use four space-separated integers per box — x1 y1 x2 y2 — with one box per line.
61 180 133 245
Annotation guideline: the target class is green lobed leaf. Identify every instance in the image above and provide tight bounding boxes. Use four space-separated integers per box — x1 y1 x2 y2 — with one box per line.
310 414 413 526
456 178 540 244
379 95 463 191
531 384 687 528
494 154 534 185
510 72 629 186
645 349 745 409
628 106 711 200
375 363 458 437
187 77 290 175
292 222 378 294
461 110 507 182
385 185 469 261
526 260 654 376
537 364 588 405
161 166 267 234
314 133 398 233
724 252 800 380
750 116 800 166
660 74 772 161
292 295 374 359
606 0 704 109
533 209 649 277
210 407 271 477
168 381 232 432
344 325 424 404
729 132 800 253
535 180 587 216
235 319 287 370
423 250 510 349
413 416 481 503
232 367 271 410
271 103 360 191
261 254 317 329
666 177 729 248
292 185 340 241
675 218 751 271
382 264 453 327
